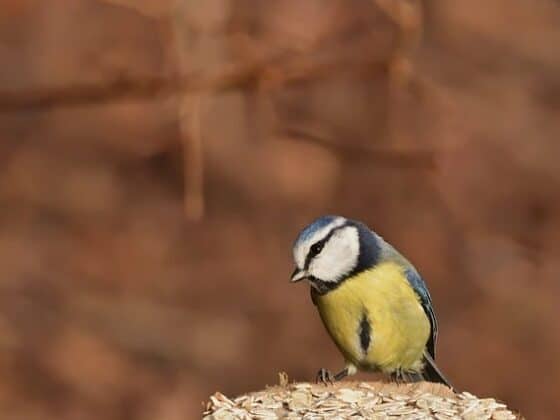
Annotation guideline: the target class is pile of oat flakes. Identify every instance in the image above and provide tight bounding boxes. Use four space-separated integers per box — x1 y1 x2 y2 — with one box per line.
203 379 520 419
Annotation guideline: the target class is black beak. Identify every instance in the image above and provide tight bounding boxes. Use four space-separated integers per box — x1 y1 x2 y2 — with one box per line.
290 267 307 283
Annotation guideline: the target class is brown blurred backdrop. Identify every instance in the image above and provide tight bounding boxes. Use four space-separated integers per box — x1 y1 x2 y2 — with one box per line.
1 0 559 419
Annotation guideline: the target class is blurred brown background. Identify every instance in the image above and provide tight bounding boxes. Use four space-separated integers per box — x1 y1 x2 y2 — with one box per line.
1 0 559 419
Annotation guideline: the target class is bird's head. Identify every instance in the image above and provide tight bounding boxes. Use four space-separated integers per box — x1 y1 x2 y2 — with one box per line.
291 215 380 291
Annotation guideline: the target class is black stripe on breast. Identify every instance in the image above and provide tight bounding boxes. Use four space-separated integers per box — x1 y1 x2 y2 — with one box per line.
359 312 371 353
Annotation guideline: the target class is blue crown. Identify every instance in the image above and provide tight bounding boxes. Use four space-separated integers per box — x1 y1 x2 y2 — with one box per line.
295 215 342 247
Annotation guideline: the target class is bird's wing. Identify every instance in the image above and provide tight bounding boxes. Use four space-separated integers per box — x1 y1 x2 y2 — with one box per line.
404 268 438 359
377 236 438 359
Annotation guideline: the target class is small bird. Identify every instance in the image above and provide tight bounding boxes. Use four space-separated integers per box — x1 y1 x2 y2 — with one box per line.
290 215 452 387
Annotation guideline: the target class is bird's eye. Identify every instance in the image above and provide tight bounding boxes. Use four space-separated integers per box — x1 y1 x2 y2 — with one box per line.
310 242 324 256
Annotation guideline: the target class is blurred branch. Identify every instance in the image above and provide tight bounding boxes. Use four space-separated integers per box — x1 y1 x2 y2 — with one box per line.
0 40 389 113
99 0 174 19
280 126 435 169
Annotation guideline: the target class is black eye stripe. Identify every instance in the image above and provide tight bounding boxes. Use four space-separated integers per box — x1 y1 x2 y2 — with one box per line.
303 224 347 270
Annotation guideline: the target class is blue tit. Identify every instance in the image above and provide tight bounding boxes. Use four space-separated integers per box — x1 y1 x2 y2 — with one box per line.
290 215 452 387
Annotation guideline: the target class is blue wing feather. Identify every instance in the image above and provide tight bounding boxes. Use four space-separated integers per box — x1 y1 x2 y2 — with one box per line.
404 268 438 359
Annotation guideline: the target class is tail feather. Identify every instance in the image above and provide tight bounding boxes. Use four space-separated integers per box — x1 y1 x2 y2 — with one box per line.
422 351 454 390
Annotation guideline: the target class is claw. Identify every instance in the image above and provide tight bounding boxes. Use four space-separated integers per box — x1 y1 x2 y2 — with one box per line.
315 368 335 385
390 369 404 385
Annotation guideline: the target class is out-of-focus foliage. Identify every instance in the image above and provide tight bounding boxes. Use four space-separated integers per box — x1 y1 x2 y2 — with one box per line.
0 0 559 419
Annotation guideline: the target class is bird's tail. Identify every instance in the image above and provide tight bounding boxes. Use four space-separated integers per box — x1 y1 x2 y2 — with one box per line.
422 351 454 390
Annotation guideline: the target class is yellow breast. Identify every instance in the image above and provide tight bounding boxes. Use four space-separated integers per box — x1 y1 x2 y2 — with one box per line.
315 261 430 373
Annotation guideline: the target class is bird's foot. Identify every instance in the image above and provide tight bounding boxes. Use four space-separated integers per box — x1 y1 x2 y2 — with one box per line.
315 368 335 385
390 369 404 385
390 369 422 384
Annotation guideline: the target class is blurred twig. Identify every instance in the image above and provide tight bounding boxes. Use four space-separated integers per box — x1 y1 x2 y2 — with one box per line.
374 0 423 88
374 0 423 148
169 1 204 221
178 94 205 221
171 1 206 222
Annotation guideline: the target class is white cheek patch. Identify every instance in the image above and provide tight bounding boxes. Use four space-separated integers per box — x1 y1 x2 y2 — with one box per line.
309 226 360 282
293 217 346 268
294 246 307 270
